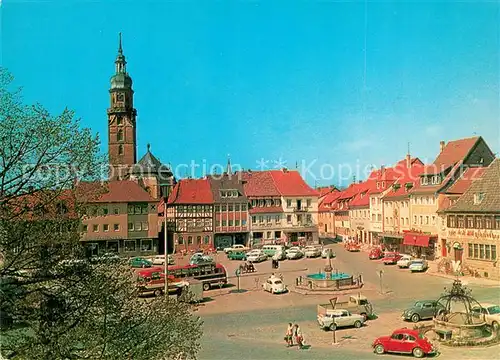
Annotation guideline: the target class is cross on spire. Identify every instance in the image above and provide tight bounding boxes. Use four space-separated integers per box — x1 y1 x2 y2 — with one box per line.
118 32 123 54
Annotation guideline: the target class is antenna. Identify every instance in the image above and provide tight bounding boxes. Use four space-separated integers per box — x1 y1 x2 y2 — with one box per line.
407 142 411 155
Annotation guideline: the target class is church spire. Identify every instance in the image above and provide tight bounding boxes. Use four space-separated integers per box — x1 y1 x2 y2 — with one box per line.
115 32 127 74
226 154 232 174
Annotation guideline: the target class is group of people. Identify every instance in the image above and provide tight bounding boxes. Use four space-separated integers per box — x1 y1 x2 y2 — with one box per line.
284 323 305 349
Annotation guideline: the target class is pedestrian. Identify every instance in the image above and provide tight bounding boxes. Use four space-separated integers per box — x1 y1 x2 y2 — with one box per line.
294 324 304 349
284 322 294 347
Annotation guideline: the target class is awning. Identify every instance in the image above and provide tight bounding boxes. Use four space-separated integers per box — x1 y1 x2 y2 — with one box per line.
403 233 432 247
403 234 416 246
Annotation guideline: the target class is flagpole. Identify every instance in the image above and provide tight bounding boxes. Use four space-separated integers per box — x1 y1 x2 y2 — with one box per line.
164 202 168 295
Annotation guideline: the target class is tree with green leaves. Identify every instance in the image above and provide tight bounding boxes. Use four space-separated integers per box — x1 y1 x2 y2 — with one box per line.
0 68 202 359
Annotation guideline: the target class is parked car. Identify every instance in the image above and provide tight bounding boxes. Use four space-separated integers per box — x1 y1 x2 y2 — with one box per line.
228 251 247 261
471 303 500 331
397 254 414 268
372 328 436 358
129 257 152 268
262 275 287 294
382 252 402 265
369 248 384 260
223 244 249 254
303 246 321 258
345 242 361 252
402 300 445 322
90 252 121 264
321 248 336 259
409 259 428 272
285 248 303 260
317 309 364 331
246 250 267 263
151 255 174 266
318 295 374 321
189 253 214 265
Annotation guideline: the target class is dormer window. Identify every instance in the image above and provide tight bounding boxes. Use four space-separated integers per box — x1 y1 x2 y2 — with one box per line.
376 182 380 189
474 192 485 205
382 181 385 188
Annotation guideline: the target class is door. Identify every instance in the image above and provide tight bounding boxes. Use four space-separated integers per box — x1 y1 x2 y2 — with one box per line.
421 302 434 319
441 239 447 257
454 247 463 262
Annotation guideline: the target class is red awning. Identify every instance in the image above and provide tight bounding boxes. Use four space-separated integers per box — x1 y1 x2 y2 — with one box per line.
403 234 416 246
415 235 430 247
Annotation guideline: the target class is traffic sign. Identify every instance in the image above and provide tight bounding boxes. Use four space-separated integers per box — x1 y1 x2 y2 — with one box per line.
235 268 241 277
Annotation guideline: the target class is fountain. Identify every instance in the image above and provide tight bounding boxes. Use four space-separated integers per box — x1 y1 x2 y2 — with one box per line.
426 280 497 346
294 248 363 294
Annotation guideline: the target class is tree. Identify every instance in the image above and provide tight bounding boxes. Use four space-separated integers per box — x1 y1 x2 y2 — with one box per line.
0 68 203 359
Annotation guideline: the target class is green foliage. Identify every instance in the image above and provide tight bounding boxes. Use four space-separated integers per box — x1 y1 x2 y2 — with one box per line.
0 68 203 359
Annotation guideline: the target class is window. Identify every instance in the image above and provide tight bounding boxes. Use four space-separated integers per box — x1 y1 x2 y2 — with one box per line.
114 224 120 231
216 220 221 227
215 205 220 212
492 245 497 260
140 239 152 251
118 145 124 155
496 217 500 230
251 200 256 207
306 214 312 223
188 236 193 245
235 219 240 226
229 219 233 226
221 205 227 212
473 244 479 258
93 224 98 232
241 204 247 211
425 216 429 225
266 199 272 207
135 222 142 231
267 231 272 239
275 199 281 206
114 208 119 215
306 199 312 207
448 216 456 228
227 204 232 211
252 216 256 224
377 214 381 221
474 192 485 205
117 129 123 142
468 244 473 258
128 222 134 230
286 199 292 208
287 215 292 223
178 236 184 245
258 216 264 223
266 216 271 223
204 235 210 244
82 224 88 232
124 240 136 252
235 204 240 211
259 199 264 207
373 214 376 222
467 216 474 228
196 236 201 244
103 224 109 232
142 222 149 231
480 244 485 259
222 220 227 226
128 205 134 214
485 217 493 229
419 216 423 225
275 215 280 223
485 245 491 260
241 219 247 226
297 214 303 223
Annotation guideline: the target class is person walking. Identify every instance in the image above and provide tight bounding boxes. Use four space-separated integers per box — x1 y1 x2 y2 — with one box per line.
284 323 294 347
294 324 304 349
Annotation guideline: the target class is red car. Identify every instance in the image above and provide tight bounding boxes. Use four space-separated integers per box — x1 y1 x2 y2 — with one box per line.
382 251 402 265
345 242 361 252
369 248 384 260
372 328 436 358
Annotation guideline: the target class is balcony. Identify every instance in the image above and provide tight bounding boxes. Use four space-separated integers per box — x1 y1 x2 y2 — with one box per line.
293 207 308 212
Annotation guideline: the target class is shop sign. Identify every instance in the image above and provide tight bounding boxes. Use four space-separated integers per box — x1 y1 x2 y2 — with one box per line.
448 229 500 240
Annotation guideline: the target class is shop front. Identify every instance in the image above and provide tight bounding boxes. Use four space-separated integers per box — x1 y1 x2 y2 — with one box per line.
381 233 403 252
402 232 437 259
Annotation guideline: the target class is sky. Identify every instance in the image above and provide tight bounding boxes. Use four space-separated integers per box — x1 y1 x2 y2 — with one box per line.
2 0 499 186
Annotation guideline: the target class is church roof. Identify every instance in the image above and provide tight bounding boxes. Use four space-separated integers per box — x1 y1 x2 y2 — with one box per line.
129 144 173 179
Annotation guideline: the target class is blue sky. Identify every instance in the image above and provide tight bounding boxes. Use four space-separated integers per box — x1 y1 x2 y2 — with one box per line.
2 0 499 186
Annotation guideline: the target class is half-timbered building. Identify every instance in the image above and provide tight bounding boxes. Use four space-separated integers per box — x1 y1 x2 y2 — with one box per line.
166 178 214 252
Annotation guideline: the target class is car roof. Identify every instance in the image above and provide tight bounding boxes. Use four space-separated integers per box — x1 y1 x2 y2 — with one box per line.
414 300 436 304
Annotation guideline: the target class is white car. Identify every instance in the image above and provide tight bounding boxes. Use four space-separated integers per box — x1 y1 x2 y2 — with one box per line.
304 246 321 258
472 303 500 331
317 309 365 331
285 248 303 260
396 254 413 268
189 253 214 265
151 255 174 266
409 259 428 272
223 244 249 254
246 250 267 263
321 248 336 259
262 275 287 294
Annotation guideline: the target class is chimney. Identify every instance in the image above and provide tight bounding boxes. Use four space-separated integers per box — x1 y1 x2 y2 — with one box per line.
406 154 411 168
381 165 385 173
440 141 445 153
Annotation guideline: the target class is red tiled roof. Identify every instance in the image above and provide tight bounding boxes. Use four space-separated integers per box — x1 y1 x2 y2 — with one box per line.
241 171 280 197
167 178 214 204
318 191 342 211
318 186 337 197
425 137 479 174
445 167 486 194
249 206 283 214
269 170 319 196
383 163 426 199
92 180 155 203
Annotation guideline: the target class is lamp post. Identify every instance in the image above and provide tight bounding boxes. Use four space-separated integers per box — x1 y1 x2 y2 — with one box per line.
164 204 168 295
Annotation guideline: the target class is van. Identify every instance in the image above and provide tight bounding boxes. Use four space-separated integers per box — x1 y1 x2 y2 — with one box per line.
262 245 284 257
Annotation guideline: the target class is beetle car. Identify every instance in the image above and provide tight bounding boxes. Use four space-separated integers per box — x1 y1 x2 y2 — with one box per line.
382 252 402 265
228 251 247 261
129 257 152 268
246 249 267 263
369 247 384 260
402 300 444 322
262 275 287 294
372 328 436 358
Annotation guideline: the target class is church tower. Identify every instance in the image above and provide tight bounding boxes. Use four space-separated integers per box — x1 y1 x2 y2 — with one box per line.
107 33 137 180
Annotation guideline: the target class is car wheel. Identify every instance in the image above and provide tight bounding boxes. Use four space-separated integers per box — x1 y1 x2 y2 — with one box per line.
412 347 424 358
374 344 385 355
492 321 499 332
411 313 420 323
202 283 211 291
329 323 337 331
153 289 162 297
354 320 362 328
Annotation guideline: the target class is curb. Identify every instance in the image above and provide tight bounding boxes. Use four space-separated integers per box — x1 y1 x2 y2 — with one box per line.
425 270 499 288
